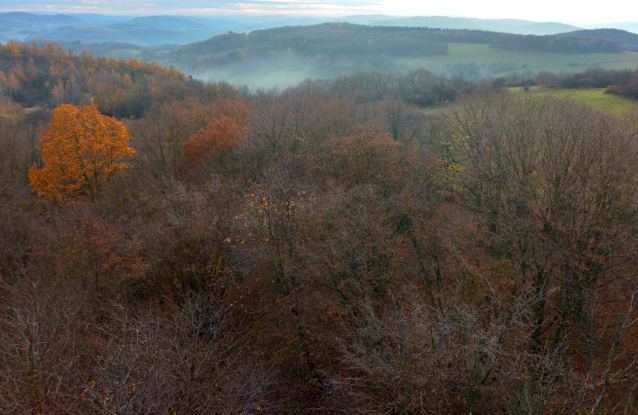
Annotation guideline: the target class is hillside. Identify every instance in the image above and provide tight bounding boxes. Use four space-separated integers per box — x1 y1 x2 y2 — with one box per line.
0 40 198 116
127 23 623 84
173 23 622 59
163 24 453 79
558 28 638 51
177 24 453 58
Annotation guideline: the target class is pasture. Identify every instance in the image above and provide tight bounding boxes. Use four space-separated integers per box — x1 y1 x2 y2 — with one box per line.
509 87 638 116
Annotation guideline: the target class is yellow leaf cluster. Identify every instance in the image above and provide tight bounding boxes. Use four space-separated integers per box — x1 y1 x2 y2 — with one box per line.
29 104 135 202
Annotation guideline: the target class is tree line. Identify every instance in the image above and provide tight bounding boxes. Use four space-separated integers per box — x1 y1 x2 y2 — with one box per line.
491 34 622 53
497 66 638 100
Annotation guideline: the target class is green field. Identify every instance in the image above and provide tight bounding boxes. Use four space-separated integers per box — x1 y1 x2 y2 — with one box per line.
509 87 638 116
398 43 638 75
423 88 638 117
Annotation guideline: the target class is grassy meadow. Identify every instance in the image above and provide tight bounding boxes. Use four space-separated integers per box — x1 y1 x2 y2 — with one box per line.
423 88 638 117
509 87 638 116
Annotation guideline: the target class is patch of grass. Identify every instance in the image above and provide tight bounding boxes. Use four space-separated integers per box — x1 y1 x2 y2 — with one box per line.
397 43 638 74
421 88 638 117
509 87 638 116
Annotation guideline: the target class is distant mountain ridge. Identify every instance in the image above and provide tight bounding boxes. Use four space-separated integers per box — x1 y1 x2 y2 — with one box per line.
1 12 637 46
366 16 582 35
117 16 212 30
0 11 80 25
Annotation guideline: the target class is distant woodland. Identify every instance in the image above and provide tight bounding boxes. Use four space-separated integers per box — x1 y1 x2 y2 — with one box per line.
2 38 638 414
159 24 625 75
556 28 638 51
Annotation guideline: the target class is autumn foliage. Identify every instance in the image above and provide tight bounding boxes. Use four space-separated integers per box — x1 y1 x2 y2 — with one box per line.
179 98 249 177
29 104 135 202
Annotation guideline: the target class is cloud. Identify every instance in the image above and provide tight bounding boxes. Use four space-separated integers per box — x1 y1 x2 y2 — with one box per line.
2 0 632 24
4 0 382 15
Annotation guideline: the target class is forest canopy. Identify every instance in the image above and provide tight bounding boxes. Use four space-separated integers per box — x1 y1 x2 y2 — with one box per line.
1 36 638 414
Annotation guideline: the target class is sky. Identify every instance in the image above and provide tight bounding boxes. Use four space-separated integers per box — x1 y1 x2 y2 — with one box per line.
2 0 635 25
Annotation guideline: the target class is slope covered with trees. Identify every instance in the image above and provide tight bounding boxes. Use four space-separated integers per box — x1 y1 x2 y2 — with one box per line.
0 39 212 117
557 28 638 51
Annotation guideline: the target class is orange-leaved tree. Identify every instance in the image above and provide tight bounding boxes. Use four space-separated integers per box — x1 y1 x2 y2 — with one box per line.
178 98 250 179
29 103 135 202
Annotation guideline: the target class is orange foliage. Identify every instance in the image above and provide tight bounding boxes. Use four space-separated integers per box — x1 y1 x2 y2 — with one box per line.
29 104 135 202
180 117 246 176
207 97 250 125
5 40 22 59
179 99 250 177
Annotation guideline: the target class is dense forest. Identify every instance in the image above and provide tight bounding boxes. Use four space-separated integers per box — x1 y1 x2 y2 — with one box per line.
2 38 638 414
0 40 224 116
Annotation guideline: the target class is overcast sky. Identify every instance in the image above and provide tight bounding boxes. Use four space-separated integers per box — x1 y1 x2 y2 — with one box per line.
2 0 635 25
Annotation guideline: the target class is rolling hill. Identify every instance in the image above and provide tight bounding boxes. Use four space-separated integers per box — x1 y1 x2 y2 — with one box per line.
558 29 638 51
